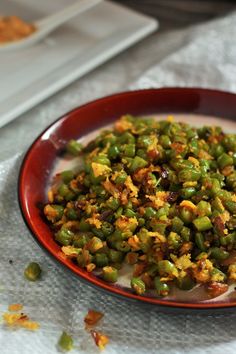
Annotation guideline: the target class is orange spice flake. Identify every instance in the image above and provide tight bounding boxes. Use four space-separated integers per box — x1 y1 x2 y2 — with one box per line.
84 309 104 327
8 303 23 312
90 330 109 350
0 16 36 43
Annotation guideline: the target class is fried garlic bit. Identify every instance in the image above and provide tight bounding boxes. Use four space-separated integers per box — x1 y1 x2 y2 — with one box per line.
84 309 104 327
90 330 109 350
3 306 39 331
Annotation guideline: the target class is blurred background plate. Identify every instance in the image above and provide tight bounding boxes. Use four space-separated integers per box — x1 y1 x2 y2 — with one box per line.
0 0 157 128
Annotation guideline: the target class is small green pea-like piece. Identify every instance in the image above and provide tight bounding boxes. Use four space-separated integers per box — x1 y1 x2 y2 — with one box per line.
138 218 146 227
115 240 130 253
159 135 171 148
66 139 83 156
130 156 148 172
167 232 181 249
176 276 195 290
156 204 170 218
87 237 104 253
61 170 74 184
180 226 191 241
171 216 184 233
24 262 41 281
119 131 135 144
154 276 170 296
73 234 90 248
108 249 124 263
145 207 157 218
180 208 193 225
225 200 236 214
220 232 236 246
58 331 74 352
58 183 70 197
222 135 236 152
108 145 120 159
125 208 136 218
209 247 229 261
93 155 111 166
193 216 213 231
210 268 226 282
212 144 225 158
78 218 91 232
49 205 64 221
195 232 207 251
131 277 146 295
226 172 236 190
158 260 178 277
66 208 78 220
217 153 233 169
124 144 136 157
137 135 152 148
102 266 118 283
115 207 123 219
94 253 109 268
58 184 75 201
178 168 201 182
55 228 74 246
211 178 221 196
106 197 120 210
101 222 114 237
181 187 197 199
136 149 147 160
197 201 212 217
217 190 231 201
149 219 167 234
114 172 128 185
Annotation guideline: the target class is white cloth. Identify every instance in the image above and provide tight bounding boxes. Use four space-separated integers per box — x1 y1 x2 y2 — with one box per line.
1 10 236 354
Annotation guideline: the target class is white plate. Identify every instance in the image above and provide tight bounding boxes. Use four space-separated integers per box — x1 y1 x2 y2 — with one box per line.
0 0 158 128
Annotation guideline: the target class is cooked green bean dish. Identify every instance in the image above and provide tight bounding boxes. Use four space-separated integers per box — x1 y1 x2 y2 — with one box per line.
44 115 236 298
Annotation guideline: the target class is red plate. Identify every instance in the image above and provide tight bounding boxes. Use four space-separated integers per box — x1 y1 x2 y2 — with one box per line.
18 88 236 312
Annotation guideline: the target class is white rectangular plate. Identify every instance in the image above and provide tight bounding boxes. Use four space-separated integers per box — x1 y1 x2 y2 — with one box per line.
0 0 158 128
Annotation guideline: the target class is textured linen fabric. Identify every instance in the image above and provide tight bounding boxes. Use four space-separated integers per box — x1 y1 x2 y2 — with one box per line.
1 10 236 354
133 12 236 92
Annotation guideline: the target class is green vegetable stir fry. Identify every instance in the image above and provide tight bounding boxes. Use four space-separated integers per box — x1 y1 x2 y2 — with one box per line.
44 115 236 298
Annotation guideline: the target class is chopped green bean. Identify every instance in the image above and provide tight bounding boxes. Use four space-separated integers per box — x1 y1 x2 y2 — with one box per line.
178 168 201 182
55 228 74 246
193 216 213 231
24 262 41 281
102 266 118 283
217 153 233 169
158 260 178 277
94 253 109 267
66 140 82 155
61 170 74 183
154 276 170 296
131 277 146 295
195 232 207 251
58 331 73 352
209 247 229 261
176 276 195 290
108 145 120 159
130 156 148 172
